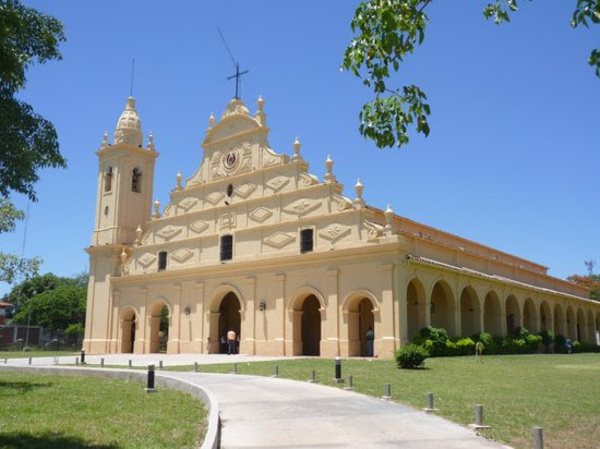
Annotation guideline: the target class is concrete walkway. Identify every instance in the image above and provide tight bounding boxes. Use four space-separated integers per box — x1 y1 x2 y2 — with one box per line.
2 354 509 449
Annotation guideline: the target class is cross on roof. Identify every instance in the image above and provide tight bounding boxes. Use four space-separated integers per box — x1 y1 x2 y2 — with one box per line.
227 62 249 100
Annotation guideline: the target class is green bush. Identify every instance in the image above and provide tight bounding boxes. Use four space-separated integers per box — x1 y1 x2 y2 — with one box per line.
538 330 554 353
395 343 430 369
451 337 475 356
413 327 449 357
525 334 542 353
554 334 567 353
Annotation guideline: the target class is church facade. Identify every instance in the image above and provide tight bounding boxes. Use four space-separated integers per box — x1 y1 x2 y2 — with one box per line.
83 96 600 358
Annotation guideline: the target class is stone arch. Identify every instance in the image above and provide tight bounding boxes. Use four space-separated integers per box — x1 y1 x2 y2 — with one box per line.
120 306 138 354
343 291 378 357
505 294 521 335
483 290 503 336
429 279 456 335
576 307 586 342
289 288 326 356
406 277 426 341
522 297 537 333
566 305 577 340
553 303 566 336
587 310 596 344
539 300 552 332
147 298 171 354
460 285 481 338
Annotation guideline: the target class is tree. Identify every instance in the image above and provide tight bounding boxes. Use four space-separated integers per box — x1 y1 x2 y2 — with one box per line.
342 0 600 149
0 1 66 286
0 198 40 284
0 0 67 201
567 274 600 301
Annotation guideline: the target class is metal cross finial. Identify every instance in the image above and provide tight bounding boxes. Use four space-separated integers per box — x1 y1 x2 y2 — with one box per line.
218 27 249 100
228 62 249 100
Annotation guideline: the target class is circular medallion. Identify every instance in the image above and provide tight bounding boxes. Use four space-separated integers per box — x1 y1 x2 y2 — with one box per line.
223 149 239 171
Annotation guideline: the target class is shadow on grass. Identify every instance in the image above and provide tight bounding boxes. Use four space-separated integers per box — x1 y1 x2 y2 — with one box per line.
0 432 118 449
0 380 53 393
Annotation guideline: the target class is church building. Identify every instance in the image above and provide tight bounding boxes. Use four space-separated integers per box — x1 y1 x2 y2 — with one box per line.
84 95 600 358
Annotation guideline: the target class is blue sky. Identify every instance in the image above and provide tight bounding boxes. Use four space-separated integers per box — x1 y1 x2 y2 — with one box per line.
1 1 598 296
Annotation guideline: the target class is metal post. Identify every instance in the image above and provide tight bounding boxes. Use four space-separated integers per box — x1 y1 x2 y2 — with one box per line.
159 360 163 370
272 365 279 378
100 357 104 367
145 364 156 392
383 383 391 400
469 404 491 430
423 392 439 413
128 359 132 368
533 427 544 449
231 362 238 374
75 357 79 366
344 374 354 390
194 362 199 373
80 348 85 364
28 357 32 365
309 369 317 383
333 356 343 383
24 309 31 351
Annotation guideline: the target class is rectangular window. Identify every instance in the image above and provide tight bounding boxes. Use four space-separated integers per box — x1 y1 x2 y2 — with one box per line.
220 235 233 261
300 229 314 253
158 251 167 271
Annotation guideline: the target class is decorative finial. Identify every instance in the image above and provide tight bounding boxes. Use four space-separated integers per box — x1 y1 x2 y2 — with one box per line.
292 137 302 162
354 178 365 208
176 172 183 191
148 131 155 151
101 131 109 148
134 225 143 245
255 95 266 126
154 199 161 219
384 204 394 236
324 155 336 183
120 248 128 265
209 112 215 128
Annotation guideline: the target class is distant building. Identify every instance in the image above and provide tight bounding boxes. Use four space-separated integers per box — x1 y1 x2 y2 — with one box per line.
0 301 14 325
83 96 600 357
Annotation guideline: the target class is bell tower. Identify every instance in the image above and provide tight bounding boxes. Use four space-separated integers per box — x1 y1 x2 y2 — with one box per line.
84 96 158 354
93 96 158 246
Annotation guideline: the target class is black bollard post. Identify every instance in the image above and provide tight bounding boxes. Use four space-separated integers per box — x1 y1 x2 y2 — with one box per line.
75 357 79 366
145 364 156 393
272 365 279 378
128 359 132 369
333 356 344 383
231 362 238 374
194 362 199 373
28 357 32 365
308 369 317 383
80 348 86 364
101 357 104 367
159 360 163 370
533 427 544 449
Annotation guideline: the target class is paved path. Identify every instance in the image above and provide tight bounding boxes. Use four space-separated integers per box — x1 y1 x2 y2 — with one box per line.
2 354 509 449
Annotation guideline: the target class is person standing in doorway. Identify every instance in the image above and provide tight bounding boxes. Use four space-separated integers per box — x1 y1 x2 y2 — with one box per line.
366 327 374 357
227 329 237 355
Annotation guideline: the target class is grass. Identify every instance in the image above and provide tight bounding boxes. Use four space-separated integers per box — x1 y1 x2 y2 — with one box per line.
0 371 207 448
166 353 600 449
0 350 77 359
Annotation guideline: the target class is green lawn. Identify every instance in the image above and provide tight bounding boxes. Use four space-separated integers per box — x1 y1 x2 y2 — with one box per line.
0 372 206 449
172 353 600 449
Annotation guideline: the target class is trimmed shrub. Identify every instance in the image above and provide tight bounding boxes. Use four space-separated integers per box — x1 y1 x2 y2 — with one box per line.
395 343 430 369
554 334 567 353
538 330 554 353
450 337 475 356
525 334 542 353
413 327 449 357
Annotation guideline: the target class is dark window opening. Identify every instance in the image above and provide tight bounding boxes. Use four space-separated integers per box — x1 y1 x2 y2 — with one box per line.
300 229 314 253
132 167 142 193
227 184 233 197
158 251 167 271
104 166 113 192
220 235 233 261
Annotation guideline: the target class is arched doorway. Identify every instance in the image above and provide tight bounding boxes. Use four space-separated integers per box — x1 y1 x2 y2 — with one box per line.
540 300 551 331
430 281 456 335
553 304 565 336
148 302 170 353
587 310 595 344
120 308 137 354
523 298 537 333
566 306 576 340
217 292 241 354
460 286 480 338
576 308 586 342
406 279 426 341
301 295 321 356
347 297 375 357
484 291 502 336
505 295 520 335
